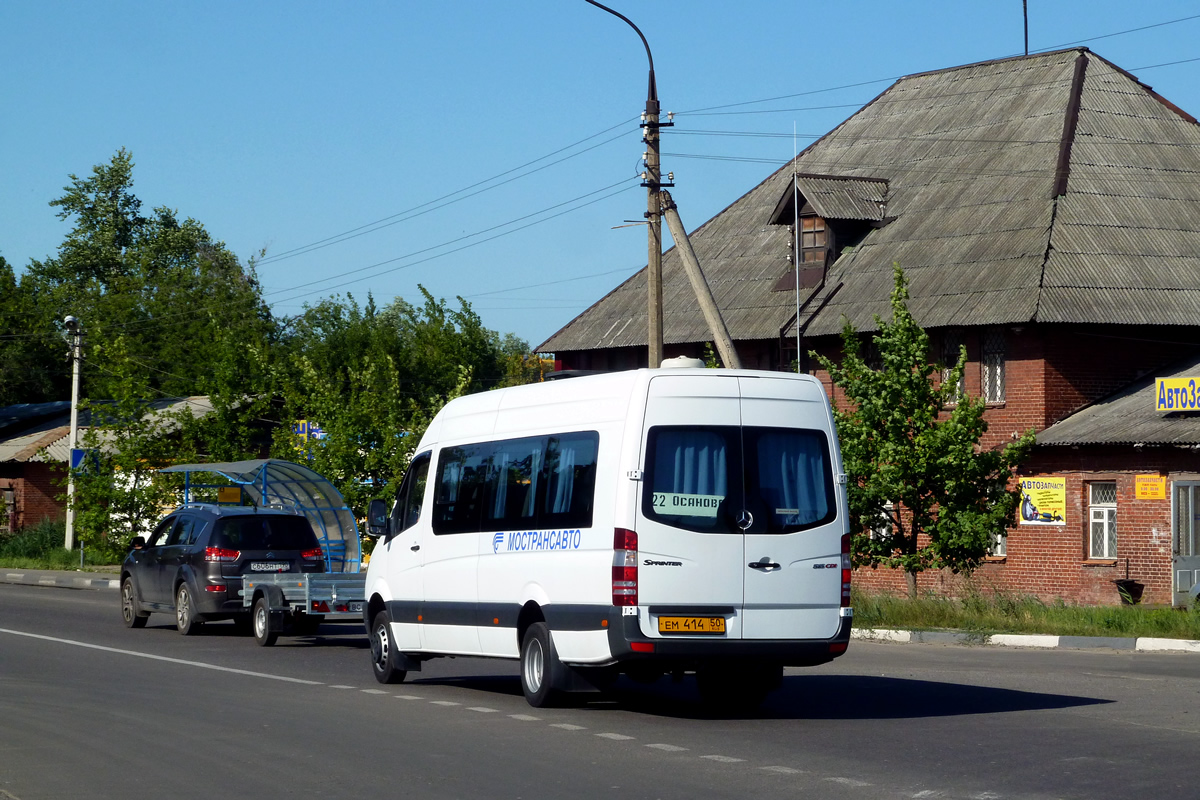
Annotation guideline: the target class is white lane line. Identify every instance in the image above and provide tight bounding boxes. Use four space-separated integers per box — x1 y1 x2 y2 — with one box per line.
761 766 802 775
0 627 323 685
595 733 634 741
826 777 872 788
467 707 498 713
550 723 586 731
329 685 356 690
395 695 423 700
509 714 540 721
701 755 745 763
361 689 389 695
430 700 460 706
646 744 688 752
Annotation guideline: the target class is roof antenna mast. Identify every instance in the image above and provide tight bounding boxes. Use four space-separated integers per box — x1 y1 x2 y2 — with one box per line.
1023 0 1029 56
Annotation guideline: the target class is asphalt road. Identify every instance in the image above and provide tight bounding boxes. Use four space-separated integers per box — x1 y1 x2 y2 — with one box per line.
1 582 1198 800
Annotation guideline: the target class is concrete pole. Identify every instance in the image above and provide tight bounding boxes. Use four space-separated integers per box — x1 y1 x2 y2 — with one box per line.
659 191 742 369
645 96 664 369
64 316 82 551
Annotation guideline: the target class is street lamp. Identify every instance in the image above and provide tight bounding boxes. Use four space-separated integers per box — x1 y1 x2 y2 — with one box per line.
584 0 671 368
63 315 82 552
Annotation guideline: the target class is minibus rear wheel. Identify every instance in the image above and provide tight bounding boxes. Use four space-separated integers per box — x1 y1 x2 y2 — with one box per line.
520 622 561 707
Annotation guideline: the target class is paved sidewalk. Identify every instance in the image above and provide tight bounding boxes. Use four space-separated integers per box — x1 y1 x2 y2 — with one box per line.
2 568 120 591
852 626 1200 654
4 568 1198 654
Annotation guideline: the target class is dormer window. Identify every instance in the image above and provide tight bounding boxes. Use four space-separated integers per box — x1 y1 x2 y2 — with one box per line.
799 214 828 266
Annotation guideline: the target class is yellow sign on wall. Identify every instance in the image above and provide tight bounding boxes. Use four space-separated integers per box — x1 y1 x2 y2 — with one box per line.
1156 377 1200 411
1019 476 1066 525
1135 474 1166 500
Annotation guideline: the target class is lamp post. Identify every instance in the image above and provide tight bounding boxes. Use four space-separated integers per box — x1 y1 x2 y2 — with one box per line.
64 315 82 552
584 0 670 368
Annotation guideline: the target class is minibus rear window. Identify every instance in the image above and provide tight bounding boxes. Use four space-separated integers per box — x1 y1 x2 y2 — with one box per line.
643 426 835 534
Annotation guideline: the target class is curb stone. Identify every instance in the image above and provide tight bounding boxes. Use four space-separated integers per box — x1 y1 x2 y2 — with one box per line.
852 627 1200 654
3 571 120 591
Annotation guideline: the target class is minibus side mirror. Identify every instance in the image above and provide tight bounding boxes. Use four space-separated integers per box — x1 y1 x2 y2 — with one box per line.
366 498 389 539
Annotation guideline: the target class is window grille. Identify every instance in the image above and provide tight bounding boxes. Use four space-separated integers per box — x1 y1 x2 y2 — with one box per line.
1089 482 1117 559
982 329 1006 403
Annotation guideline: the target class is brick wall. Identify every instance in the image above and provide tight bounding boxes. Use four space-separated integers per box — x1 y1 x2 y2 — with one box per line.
3 463 67 530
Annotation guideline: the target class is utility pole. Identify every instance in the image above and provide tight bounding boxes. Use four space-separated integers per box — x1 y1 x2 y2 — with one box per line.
64 315 82 552
585 0 671 367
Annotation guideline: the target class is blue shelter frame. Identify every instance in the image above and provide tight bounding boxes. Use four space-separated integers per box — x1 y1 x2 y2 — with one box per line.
160 459 361 573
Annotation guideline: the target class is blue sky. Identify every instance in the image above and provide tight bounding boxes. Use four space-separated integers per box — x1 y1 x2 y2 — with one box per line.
3 1 1198 349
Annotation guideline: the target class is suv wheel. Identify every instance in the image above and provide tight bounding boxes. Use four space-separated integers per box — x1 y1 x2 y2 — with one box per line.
176 583 201 635
121 577 149 629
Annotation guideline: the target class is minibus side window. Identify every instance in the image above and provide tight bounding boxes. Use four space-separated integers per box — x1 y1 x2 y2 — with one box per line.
746 427 836 533
482 436 542 531
643 427 738 533
433 444 488 534
540 432 599 530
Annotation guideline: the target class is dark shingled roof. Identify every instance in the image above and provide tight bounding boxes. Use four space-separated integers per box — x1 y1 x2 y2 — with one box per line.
539 48 1200 353
1037 351 1200 446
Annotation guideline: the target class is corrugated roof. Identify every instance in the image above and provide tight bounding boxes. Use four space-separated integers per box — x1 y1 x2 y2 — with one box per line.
1037 351 1200 446
540 48 1200 353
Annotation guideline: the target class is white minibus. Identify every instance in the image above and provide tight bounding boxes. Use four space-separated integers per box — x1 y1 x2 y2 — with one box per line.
364 367 852 708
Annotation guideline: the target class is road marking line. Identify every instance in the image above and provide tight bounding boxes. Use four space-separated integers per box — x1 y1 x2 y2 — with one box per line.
0 628 323 685
646 744 688 752
826 777 872 787
509 714 540 721
596 733 634 740
329 685 356 690
361 689 389 694
761 766 801 774
701 755 745 763
395 695 423 700
550 723 586 731
430 700 460 706
467 707 498 713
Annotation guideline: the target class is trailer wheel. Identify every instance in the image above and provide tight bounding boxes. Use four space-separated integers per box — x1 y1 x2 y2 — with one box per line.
253 596 278 647
520 622 561 708
370 610 407 684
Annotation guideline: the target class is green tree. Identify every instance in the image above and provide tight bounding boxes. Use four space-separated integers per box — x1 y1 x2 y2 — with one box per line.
23 149 274 401
814 266 1034 598
0 256 67 406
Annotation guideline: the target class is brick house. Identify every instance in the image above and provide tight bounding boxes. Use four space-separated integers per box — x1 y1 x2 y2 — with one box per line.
0 398 218 535
538 48 1200 605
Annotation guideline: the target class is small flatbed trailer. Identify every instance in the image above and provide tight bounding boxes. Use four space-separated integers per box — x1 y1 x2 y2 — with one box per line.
162 458 367 646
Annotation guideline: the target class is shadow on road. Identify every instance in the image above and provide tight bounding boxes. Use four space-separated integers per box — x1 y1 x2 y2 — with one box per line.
406 671 1113 721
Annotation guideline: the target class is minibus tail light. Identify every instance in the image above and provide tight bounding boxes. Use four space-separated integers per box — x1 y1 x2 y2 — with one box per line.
840 532 852 608
612 528 638 606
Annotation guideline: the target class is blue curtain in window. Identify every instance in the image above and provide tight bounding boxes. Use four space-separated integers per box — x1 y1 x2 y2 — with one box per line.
656 430 728 497
756 432 828 525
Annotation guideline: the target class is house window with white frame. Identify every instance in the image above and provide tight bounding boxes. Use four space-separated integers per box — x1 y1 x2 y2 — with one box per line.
870 501 894 542
982 328 1006 403
989 528 1007 557
1089 481 1117 559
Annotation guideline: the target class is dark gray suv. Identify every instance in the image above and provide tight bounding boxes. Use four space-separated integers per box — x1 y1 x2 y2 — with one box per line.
120 504 326 635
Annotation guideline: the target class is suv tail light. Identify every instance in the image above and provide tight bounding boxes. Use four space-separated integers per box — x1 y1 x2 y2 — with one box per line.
205 547 240 563
840 532 852 608
612 528 638 606
301 547 324 561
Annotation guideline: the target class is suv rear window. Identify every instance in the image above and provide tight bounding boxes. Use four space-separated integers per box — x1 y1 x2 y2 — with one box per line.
212 515 320 550
643 425 835 534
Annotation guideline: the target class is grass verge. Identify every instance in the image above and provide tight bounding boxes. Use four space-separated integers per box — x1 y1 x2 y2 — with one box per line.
852 587 1200 640
0 519 114 570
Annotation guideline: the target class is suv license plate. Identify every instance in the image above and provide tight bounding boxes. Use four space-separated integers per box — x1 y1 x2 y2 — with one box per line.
250 562 289 572
658 616 726 635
